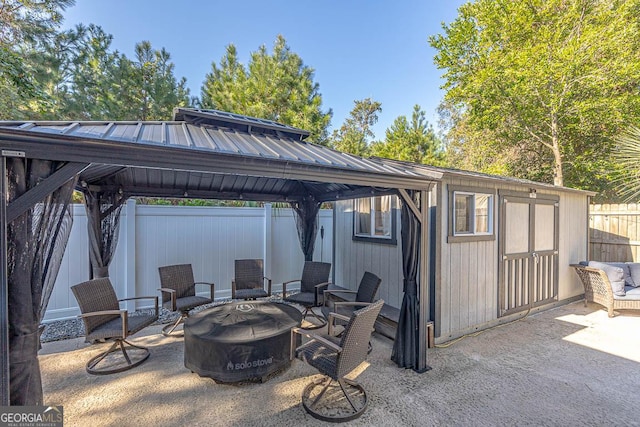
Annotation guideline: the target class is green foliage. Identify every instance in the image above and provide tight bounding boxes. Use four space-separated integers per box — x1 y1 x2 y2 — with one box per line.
0 0 190 122
0 0 75 119
64 29 190 121
430 0 640 196
200 35 332 144
370 105 445 165
330 98 382 156
612 127 640 202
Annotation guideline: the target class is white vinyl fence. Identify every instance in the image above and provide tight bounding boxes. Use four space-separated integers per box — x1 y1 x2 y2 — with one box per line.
44 201 333 322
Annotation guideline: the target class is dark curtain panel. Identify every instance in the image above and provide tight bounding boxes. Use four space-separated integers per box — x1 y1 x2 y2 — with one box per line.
83 190 126 279
6 158 76 405
391 190 421 370
290 197 321 262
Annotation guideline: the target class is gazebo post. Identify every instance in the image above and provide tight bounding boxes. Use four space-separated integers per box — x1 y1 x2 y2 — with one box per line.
417 189 431 372
1 154 9 405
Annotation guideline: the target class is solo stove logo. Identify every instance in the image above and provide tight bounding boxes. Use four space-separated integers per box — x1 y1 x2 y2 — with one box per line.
226 357 273 370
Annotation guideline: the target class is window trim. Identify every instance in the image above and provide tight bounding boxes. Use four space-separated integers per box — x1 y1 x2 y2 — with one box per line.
352 195 397 245
448 185 496 243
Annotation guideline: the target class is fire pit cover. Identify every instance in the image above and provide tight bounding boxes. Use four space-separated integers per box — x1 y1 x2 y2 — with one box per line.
184 301 302 382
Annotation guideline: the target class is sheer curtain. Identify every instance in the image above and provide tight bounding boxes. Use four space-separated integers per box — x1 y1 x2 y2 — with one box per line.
84 190 127 278
7 158 76 405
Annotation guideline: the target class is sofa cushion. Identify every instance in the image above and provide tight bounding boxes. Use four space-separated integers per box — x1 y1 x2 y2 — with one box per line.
588 261 626 296
609 262 635 287
613 286 640 301
625 263 640 287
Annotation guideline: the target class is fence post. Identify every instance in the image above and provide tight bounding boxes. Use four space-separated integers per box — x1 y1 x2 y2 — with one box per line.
124 199 137 311
264 203 273 284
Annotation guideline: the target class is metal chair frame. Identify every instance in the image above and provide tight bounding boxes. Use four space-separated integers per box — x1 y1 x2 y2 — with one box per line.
158 264 215 337
292 300 384 422
283 261 331 329
72 278 159 375
232 259 272 300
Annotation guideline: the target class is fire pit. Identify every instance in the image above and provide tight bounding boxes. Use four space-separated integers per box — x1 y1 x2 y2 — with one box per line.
184 301 302 382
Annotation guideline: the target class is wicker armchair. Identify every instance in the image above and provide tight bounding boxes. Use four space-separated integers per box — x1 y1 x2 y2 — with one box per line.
571 264 640 317
71 277 159 375
282 261 331 329
292 299 384 422
321 271 382 320
232 259 272 300
158 264 215 336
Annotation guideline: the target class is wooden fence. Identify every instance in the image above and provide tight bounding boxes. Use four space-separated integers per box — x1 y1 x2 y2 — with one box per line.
590 203 640 262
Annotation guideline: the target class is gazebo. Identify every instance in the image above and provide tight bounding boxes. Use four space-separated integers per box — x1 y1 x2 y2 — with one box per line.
0 108 442 405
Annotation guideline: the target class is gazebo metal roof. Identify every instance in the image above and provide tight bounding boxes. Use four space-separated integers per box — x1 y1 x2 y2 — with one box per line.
0 108 441 203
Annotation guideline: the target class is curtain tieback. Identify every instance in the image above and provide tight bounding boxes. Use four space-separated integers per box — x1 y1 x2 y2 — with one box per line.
9 331 40 362
403 279 417 294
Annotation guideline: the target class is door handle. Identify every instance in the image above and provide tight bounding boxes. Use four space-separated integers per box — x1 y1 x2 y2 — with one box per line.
532 252 539 264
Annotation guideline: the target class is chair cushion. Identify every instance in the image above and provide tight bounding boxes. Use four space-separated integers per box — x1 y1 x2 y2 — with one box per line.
588 261 626 296
169 295 212 312
86 312 156 342
234 288 268 299
284 291 316 306
295 336 341 379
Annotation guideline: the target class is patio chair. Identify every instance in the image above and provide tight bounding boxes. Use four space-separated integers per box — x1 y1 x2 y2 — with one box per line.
71 277 159 375
158 264 215 336
282 261 332 329
292 299 384 422
321 271 382 320
232 259 272 300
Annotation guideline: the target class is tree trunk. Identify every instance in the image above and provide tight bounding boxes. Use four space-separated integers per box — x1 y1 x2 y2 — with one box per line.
551 113 563 187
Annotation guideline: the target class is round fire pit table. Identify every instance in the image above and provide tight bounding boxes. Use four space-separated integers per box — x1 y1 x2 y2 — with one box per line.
184 301 302 382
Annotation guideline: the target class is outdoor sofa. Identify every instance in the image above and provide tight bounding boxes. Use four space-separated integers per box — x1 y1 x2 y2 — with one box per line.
571 261 640 317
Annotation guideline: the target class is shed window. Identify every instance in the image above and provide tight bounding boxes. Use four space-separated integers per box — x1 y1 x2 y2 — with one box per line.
353 196 396 244
453 191 493 236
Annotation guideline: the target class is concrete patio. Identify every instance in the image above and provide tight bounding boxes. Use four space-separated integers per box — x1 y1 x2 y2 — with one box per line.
39 301 640 426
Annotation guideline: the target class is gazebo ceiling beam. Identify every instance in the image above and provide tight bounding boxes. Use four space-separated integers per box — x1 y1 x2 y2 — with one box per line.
7 161 89 223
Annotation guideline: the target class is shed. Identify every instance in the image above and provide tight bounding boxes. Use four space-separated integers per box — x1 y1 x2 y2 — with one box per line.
333 162 595 343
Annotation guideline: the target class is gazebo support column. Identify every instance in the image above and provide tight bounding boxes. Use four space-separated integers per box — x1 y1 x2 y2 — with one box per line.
1 154 9 405
393 187 434 373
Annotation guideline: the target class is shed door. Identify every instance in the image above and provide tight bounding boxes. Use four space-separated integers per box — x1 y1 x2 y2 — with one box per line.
499 193 559 317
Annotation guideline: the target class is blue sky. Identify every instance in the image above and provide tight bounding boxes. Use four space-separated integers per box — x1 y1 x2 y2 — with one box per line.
62 1 465 140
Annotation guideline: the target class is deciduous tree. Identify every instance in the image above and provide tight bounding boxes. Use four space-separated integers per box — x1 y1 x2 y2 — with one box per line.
430 0 640 194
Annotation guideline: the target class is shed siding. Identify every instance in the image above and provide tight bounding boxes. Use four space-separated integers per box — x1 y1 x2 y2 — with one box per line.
437 178 589 340
558 191 589 300
436 177 499 339
333 199 404 308
333 176 590 344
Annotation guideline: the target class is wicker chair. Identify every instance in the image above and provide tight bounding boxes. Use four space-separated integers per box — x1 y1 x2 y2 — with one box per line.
232 259 272 300
282 261 331 329
292 299 384 422
571 264 640 317
158 264 215 336
71 277 159 375
321 271 382 320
